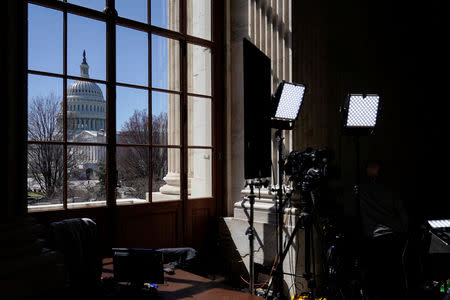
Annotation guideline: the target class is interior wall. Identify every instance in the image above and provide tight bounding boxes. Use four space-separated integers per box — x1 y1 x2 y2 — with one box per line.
5 0 27 219
225 0 294 215
291 0 450 228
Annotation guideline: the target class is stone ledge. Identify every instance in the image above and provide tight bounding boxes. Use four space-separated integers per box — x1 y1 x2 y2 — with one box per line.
234 199 300 224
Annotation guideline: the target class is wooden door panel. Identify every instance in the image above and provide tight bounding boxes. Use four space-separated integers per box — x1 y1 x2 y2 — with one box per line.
115 202 182 249
185 198 217 252
117 211 177 249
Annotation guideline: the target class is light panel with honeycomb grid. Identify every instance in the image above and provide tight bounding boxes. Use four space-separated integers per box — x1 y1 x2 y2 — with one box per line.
346 94 380 127
274 83 306 121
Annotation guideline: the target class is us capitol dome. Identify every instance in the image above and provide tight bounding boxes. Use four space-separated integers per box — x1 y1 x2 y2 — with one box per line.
57 51 106 180
58 50 106 141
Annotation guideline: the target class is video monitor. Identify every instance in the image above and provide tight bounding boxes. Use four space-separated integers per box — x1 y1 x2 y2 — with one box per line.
112 248 164 284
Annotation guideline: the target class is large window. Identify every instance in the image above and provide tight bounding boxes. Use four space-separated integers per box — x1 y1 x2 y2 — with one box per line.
27 0 215 211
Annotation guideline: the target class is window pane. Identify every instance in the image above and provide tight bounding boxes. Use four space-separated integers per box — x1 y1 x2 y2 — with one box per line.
187 44 212 96
187 0 211 40
152 34 180 91
117 146 149 205
28 4 62 73
117 26 148 86
68 14 106 80
27 144 64 211
68 0 105 11
116 87 149 144
152 148 180 201
28 74 63 142
151 0 179 32
117 0 147 23
67 80 107 143
188 97 211 146
152 91 180 145
188 149 212 199
67 145 107 207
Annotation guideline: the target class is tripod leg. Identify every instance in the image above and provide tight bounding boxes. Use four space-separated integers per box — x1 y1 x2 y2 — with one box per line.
277 212 316 299
304 217 315 299
270 214 305 300
280 213 305 261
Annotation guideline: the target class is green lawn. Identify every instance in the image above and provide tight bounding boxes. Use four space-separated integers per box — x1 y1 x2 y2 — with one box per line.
28 191 44 198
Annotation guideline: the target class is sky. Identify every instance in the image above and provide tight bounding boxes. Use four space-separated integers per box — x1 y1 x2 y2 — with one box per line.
28 0 178 131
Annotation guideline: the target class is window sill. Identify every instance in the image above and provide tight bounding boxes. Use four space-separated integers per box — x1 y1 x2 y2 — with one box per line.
27 192 182 212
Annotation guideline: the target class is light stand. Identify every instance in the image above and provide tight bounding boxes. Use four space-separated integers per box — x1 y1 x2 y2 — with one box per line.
341 93 381 299
274 129 285 300
247 182 256 295
245 178 269 295
269 81 306 300
353 135 361 238
341 93 381 233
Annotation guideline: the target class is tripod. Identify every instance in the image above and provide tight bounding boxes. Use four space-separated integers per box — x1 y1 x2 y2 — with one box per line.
268 189 317 300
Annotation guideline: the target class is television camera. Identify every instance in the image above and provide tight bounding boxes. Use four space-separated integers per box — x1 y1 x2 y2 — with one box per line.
284 147 329 211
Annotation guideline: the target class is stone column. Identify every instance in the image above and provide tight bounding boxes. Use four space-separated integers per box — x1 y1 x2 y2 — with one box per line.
159 0 212 198
159 90 182 195
159 1 182 196
188 0 212 199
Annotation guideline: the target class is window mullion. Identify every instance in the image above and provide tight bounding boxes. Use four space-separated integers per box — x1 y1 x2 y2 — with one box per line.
63 7 68 210
148 0 153 202
180 0 188 245
105 0 117 207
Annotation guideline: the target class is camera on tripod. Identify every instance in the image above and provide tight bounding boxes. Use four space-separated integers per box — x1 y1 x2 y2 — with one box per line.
285 147 329 209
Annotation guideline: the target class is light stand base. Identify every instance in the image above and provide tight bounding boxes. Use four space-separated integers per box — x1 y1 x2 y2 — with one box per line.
244 179 269 295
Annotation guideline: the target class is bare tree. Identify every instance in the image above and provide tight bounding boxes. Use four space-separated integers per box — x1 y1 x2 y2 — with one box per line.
152 112 168 145
27 94 67 200
28 93 62 141
151 112 169 189
118 109 149 145
117 109 168 196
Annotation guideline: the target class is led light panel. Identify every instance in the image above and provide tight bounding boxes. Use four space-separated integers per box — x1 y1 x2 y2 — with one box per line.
274 83 306 120
428 219 450 228
346 94 380 127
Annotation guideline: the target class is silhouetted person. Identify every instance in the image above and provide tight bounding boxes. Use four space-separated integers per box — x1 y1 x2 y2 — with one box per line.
359 160 408 300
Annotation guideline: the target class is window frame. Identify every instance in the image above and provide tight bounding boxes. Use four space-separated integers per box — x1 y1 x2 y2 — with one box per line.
26 0 218 211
